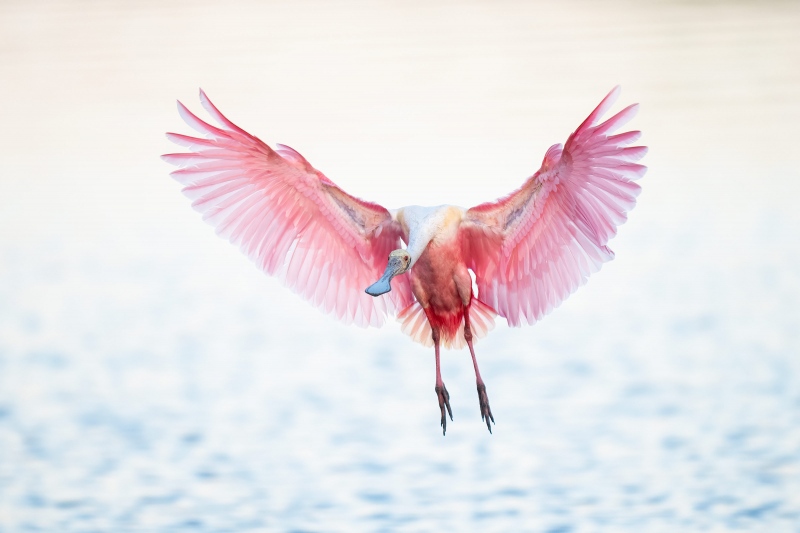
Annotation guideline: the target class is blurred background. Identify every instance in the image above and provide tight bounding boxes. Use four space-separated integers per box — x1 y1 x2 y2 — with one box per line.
1 0 799 531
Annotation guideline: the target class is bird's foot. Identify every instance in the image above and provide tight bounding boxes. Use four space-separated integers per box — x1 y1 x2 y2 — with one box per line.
435 384 453 435
477 382 495 434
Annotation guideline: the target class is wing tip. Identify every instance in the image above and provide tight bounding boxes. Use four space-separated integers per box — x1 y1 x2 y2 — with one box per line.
164 132 183 144
198 87 211 110
176 100 196 128
576 85 624 132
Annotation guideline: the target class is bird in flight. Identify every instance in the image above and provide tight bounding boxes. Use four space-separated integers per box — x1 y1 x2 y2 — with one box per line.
163 87 646 435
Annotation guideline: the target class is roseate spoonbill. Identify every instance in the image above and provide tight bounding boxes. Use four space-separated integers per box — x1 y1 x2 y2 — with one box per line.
163 87 646 435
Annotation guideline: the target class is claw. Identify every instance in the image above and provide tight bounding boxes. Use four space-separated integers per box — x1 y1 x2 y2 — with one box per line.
477 382 495 434
435 384 452 435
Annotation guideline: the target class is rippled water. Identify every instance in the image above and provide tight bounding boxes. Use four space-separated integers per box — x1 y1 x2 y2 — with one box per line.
1 0 799 531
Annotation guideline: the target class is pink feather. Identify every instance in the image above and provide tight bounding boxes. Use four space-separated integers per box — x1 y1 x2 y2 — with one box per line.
163 90 414 327
461 87 647 327
164 87 645 345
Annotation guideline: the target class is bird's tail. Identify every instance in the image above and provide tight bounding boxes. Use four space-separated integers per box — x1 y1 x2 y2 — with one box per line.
397 298 496 350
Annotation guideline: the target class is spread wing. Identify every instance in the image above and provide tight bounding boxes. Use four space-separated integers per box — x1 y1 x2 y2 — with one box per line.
460 86 647 326
163 90 414 327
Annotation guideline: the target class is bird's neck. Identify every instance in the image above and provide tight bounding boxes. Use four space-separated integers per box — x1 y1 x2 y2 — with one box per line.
398 205 464 267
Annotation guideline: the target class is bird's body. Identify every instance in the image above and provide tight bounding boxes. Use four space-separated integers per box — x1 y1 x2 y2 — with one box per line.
164 87 647 434
397 205 474 345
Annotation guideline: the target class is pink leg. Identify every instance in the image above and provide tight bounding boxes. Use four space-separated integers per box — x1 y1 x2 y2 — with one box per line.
432 328 453 435
464 311 494 433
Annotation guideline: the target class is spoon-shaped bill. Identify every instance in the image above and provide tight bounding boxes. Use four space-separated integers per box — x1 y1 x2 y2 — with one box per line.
365 255 406 296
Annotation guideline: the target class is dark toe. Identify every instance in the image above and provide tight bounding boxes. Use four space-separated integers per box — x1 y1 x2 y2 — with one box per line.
435 384 453 435
477 383 495 433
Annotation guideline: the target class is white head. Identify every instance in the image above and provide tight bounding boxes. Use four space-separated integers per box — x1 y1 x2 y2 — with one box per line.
364 249 411 296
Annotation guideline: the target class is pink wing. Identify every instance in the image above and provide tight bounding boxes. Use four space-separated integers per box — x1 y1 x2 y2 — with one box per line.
460 86 647 326
163 90 414 327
